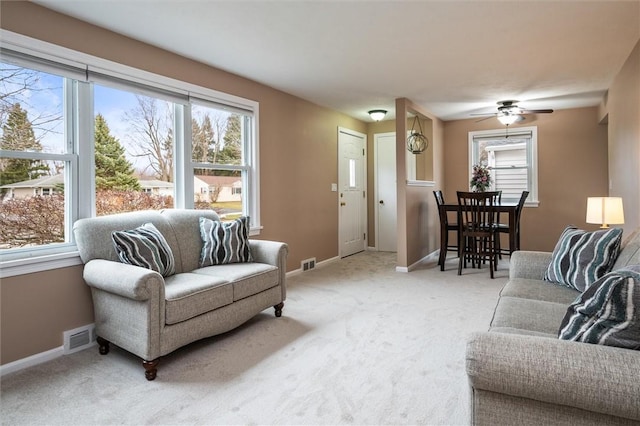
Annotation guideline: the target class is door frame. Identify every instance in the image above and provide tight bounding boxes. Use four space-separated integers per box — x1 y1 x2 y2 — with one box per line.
337 127 367 257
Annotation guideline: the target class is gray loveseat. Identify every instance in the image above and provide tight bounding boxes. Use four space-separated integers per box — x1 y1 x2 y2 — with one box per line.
73 209 288 380
466 230 640 425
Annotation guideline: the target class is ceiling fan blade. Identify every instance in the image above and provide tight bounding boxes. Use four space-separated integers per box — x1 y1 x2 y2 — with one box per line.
470 112 497 116
474 116 495 123
520 109 554 114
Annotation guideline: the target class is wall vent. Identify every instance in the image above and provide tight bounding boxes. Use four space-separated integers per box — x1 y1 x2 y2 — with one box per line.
63 324 96 355
301 257 316 271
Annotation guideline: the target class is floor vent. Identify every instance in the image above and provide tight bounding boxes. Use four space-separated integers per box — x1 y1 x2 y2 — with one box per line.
63 324 96 355
301 257 316 271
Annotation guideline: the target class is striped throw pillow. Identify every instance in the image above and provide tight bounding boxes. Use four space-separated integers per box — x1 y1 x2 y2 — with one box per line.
199 216 253 267
544 226 622 291
559 265 640 350
111 222 175 277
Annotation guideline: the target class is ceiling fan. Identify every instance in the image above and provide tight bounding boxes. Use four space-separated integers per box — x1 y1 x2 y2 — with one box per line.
472 100 554 125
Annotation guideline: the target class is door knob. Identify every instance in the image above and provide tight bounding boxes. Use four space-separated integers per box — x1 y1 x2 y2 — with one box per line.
379 200 384 205
340 202 346 206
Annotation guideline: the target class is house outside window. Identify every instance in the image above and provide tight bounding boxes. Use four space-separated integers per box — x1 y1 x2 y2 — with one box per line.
468 126 538 205
0 31 260 275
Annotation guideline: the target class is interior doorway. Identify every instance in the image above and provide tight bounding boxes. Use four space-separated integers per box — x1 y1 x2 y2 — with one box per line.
374 132 397 252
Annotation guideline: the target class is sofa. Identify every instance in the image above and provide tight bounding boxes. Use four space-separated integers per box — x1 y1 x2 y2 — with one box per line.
73 209 288 380
466 229 640 425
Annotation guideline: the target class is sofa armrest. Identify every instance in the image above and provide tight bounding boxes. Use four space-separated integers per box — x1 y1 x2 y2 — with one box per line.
250 240 288 268
83 259 164 300
466 332 640 421
509 251 552 280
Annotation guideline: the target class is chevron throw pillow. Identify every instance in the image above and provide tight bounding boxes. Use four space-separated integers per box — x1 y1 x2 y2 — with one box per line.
112 222 175 277
559 265 640 350
544 226 623 291
199 216 253 267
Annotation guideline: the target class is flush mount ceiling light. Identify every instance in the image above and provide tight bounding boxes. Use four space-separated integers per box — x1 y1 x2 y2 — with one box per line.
368 109 387 121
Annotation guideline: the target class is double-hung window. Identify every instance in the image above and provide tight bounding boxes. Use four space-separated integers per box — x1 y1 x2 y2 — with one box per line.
469 126 538 205
0 31 259 276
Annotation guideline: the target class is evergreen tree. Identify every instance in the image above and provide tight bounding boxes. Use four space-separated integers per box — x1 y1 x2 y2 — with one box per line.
191 118 206 162
94 114 140 190
200 115 215 163
219 114 242 165
0 103 49 186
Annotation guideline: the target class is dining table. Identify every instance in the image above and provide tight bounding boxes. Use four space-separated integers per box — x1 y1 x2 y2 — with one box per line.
441 201 520 255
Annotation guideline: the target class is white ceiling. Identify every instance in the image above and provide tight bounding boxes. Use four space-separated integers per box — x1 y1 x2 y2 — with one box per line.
35 0 640 122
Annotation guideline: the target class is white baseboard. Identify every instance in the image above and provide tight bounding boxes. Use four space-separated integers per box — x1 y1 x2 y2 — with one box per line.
286 255 341 278
1 346 64 377
316 256 340 268
396 250 439 273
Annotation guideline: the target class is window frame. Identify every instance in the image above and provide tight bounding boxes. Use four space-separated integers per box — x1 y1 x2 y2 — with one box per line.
0 30 260 278
468 126 539 206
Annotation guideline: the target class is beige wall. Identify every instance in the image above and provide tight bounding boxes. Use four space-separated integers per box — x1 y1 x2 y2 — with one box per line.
444 107 609 251
0 2 366 364
607 39 640 234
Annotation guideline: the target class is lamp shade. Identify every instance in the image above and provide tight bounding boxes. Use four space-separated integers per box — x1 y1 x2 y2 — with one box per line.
586 197 624 228
368 109 387 121
497 114 519 126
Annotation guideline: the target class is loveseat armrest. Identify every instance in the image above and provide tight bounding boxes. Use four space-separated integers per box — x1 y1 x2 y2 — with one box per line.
83 259 165 300
466 332 640 421
250 240 288 268
509 251 552 280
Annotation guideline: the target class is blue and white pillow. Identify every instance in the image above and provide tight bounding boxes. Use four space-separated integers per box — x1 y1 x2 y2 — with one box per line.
112 222 175 277
544 226 623 291
199 216 253 267
559 265 640 350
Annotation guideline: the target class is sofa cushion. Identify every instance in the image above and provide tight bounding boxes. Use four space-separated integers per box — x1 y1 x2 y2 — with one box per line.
500 278 580 305
559 265 640 350
199 216 253 266
194 262 279 301
491 296 569 335
489 327 557 339
544 226 623 292
112 222 176 277
164 273 232 324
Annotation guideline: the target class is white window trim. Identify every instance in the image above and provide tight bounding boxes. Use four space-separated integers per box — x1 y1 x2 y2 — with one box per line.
0 30 261 276
468 126 539 207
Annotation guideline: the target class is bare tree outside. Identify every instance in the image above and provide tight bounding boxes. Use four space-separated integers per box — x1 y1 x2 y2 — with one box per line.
0 63 62 144
124 95 174 182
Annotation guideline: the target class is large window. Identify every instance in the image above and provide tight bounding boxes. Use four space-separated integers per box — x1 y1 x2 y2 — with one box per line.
469 127 538 204
0 31 259 274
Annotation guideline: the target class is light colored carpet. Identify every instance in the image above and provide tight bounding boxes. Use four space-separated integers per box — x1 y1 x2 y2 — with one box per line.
0 252 508 425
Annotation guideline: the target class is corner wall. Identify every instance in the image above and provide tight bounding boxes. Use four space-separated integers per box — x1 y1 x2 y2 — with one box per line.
607 38 640 234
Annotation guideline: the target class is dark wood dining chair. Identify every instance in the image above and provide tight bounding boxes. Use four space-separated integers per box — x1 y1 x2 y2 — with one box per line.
433 190 458 271
457 191 501 278
496 190 529 255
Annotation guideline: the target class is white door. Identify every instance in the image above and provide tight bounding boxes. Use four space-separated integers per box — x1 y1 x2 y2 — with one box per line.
374 132 397 252
338 127 366 258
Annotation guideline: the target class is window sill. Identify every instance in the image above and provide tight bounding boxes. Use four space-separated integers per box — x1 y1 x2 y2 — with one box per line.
0 251 83 279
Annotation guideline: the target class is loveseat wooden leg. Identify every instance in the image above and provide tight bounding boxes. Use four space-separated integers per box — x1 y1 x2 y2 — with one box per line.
143 359 159 381
274 302 284 317
97 336 110 355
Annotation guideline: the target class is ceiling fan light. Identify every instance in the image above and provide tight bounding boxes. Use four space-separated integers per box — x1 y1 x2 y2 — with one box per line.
368 109 387 121
497 114 519 126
